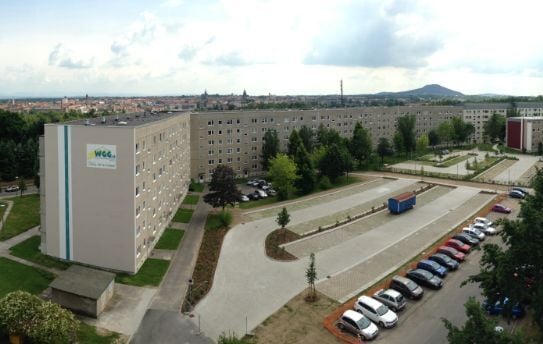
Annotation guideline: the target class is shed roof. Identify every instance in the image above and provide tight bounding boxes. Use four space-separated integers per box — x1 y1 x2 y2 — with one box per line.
50 265 115 299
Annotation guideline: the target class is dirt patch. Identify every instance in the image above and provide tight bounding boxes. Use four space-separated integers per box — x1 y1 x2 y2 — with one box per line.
265 229 301 261
252 291 341 344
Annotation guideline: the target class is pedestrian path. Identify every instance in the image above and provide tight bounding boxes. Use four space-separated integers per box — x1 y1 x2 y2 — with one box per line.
494 155 540 184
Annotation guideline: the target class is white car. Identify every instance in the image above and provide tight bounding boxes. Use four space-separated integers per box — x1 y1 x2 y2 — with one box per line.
337 310 379 340
255 190 268 198
354 295 398 328
462 226 486 241
474 217 493 227
471 222 496 235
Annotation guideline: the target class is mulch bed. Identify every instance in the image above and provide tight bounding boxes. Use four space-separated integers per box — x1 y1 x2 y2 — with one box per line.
265 228 301 261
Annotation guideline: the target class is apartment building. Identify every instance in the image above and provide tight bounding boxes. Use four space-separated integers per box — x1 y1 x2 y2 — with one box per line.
40 112 190 273
506 117 543 153
462 103 508 143
190 106 461 181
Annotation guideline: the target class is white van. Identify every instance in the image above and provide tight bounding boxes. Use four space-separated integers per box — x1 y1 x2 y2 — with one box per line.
354 295 398 328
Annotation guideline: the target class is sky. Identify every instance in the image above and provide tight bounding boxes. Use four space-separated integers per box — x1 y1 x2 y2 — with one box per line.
1 0 543 97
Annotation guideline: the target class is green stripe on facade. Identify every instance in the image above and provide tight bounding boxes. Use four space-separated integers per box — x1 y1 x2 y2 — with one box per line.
64 126 70 260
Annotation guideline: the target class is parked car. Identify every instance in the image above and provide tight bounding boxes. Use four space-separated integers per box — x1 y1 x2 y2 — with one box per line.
509 190 525 199
406 269 443 289
474 217 493 227
246 179 258 186
437 246 465 262
337 310 379 340
238 195 250 202
452 233 480 246
267 188 277 196
4 185 19 192
512 187 528 195
389 275 424 300
354 295 398 328
483 297 526 318
462 226 486 241
417 259 448 278
492 204 511 214
372 289 406 312
428 253 459 271
255 190 268 198
445 239 471 253
471 222 496 236
248 192 260 200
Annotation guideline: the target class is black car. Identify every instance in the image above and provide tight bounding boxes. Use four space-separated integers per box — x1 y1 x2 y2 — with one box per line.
452 233 479 246
429 253 459 271
406 269 443 290
247 192 260 200
389 275 424 300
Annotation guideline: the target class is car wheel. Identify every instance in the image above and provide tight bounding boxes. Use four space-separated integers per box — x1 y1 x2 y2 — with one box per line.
392 306 397 312
379 321 385 327
338 323 344 330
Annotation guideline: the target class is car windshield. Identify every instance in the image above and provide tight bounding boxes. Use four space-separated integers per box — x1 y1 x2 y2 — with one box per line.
418 270 433 279
356 316 371 329
427 261 440 269
407 280 418 290
472 228 482 235
376 305 389 316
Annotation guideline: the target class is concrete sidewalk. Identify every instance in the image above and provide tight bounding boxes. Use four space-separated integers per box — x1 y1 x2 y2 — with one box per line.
494 155 540 184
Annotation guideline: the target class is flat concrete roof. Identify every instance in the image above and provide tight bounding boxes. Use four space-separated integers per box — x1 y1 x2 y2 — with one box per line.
61 111 188 128
50 265 115 299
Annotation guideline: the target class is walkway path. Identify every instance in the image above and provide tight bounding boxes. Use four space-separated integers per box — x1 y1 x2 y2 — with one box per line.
0 199 13 233
192 179 488 341
493 155 541 184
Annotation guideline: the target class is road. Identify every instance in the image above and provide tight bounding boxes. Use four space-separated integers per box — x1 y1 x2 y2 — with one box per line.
374 198 521 344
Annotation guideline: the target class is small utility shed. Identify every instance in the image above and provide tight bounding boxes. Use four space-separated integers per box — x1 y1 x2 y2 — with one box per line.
50 265 115 318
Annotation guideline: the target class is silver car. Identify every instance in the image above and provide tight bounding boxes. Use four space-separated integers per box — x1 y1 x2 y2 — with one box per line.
337 310 379 340
372 288 406 312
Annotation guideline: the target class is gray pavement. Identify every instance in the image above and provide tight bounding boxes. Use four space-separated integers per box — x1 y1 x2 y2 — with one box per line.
192 178 489 341
391 150 483 176
494 155 541 184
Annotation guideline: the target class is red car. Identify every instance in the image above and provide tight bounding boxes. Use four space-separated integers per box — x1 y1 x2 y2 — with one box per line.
445 239 471 253
437 246 465 262
492 204 511 214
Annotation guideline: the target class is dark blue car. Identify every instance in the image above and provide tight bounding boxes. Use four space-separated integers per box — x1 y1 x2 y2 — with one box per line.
417 259 448 278
429 253 459 271
483 297 525 318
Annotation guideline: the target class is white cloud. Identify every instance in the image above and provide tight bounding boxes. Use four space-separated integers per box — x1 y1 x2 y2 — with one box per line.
48 44 94 69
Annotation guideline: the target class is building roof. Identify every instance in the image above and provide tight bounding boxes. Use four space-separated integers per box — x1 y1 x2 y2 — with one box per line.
50 265 115 299
60 111 188 128
516 102 543 109
463 103 511 110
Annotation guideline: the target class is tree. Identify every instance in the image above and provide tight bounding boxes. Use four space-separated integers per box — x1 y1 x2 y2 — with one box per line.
29 300 78 344
319 144 353 182
276 207 290 229
261 129 279 171
349 122 372 167
377 137 393 164
397 115 416 154
316 124 341 147
0 291 41 336
305 253 317 301
298 125 315 153
268 154 298 200
443 298 523 344
437 121 454 147
428 129 440 148
539 141 543 155
465 168 543 332
393 132 404 156
451 117 475 145
17 179 26 198
294 145 316 195
416 134 429 152
287 129 303 157
203 165 241 210
484 113 506 143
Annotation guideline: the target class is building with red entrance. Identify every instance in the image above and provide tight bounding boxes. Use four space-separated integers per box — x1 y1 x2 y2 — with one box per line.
506 117 543 153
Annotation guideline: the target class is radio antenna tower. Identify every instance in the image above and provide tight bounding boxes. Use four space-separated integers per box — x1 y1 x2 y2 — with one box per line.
340 79 344 106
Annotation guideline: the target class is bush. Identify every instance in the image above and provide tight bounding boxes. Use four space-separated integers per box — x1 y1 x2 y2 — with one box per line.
29 301 78 344
318 176 332 190
218 210 232 228
0 291 41 335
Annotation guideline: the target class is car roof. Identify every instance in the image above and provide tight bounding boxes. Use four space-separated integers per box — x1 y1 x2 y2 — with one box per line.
358 295 383 309
382 288 401 298
432 253 450 260
392 275 411 284
343 309 363 321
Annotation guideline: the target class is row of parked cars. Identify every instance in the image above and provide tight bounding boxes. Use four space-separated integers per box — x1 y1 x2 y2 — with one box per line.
336 217 498 340
239 179 277 202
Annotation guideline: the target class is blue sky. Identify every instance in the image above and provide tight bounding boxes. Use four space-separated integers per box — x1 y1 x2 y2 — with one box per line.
1 0 543 97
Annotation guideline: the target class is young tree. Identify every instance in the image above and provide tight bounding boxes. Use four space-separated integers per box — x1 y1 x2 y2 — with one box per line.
437 121 454 147
305 253 317 301
17 179 26 198
397 115 416 154
203 165 242 210
483 113 506 143
268 154 298 200
377 137 393 164
451 117 475 145
443 298 523 344
316 124 341 147
538 141 543 155
287 129 303 157
393 132 404 156
294 145 316 195
349 122 372 167
276 207 290 229
319 144 353 182
428 129 440 148
261 129 279 171
298 125 315 153
416 134 429 152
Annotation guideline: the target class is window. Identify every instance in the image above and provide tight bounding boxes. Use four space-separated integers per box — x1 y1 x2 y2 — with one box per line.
136 164 140 175
135 142 140 153
136 186 140 196
136 205 141 216
207 120 214 126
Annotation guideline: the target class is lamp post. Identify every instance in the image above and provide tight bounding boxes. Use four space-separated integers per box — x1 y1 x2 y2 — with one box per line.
0 203 6 228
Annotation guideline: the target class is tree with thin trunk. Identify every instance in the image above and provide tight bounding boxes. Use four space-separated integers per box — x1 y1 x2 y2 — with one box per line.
261 129 279 171
305 252 317 302
276 207 290 229
17 179 26 198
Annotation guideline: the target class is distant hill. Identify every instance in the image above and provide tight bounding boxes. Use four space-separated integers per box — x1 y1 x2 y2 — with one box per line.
377 84 464 97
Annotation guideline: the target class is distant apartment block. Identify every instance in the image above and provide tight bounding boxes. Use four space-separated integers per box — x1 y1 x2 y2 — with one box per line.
40 112 190 273
506 117 543 153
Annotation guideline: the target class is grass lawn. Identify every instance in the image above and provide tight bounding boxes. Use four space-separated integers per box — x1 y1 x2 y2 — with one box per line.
116 258 170 287
77 322 120 344
9 235 71 270
0 257 55 298
434 154 471 167
154 228 185 250
0 194 40 241
239 196 278 209
182 194 200 205
204 213 224 230
189 182 205 192
173 208 194 223
468 157 501 171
